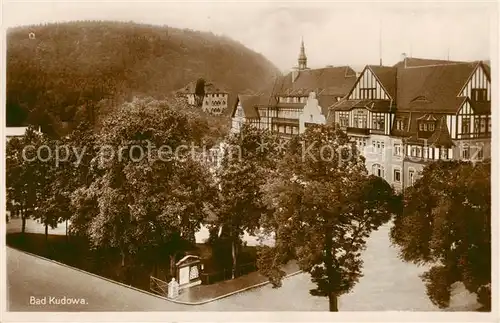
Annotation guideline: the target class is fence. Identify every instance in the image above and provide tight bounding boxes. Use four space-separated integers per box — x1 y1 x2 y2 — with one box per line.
200 262 257 285
150 276 168 297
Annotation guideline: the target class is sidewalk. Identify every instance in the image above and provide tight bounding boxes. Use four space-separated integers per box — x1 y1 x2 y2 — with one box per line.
174 261 300 304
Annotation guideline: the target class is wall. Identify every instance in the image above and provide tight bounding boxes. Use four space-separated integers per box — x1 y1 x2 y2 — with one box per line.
299 93 325 133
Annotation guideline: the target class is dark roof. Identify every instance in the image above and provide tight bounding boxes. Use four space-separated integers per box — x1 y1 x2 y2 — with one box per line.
393 57 467 68
404 116 453 148
231 94 276 119
276 66 357 97
396 62 477 113
178 80 228 94
471 101 490 114
317 95 341 116
368 65 397 100
329 99 393 112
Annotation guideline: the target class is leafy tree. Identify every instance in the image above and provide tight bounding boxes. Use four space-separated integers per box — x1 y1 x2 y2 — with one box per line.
71 97 217 273
390 160 491 311
258 124 398 311
216 124 280 278
194 78 206 108
5 126 42 233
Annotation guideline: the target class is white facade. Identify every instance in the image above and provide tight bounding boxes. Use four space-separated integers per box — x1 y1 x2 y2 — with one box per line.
231 102 246 134
299 92 325 133
202 93 229 115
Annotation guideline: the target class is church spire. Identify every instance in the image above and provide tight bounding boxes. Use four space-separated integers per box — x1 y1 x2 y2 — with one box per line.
298 37 307 70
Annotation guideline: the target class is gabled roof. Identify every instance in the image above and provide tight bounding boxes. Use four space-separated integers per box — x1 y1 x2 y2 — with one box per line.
404 116 453 148
231 94 276 119
276 66 357 97
368 65 397 100
396 62 477 113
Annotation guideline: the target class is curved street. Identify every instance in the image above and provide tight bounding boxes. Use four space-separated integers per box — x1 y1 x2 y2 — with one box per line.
6 224 480 311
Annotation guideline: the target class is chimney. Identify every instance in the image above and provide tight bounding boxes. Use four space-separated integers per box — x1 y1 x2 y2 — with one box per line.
401 53 407 68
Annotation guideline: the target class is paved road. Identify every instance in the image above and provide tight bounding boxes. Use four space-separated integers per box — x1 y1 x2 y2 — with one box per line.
7 224 479 311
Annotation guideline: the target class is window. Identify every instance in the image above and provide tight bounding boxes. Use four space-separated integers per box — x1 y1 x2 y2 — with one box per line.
393 169 401 183
372 113 385 130
461 146 470 160
462 118 471 134
360 88 376 99
471 88 488 102
477 147 484 160
372 164 384 178
353 110 368 128
479 117 486 133
395 118 407 131
409 169 415 185
488 117 491 133
339 112 349 127
237 107 243 117
419 121 435 132
440 148 449 160
394 144 402 156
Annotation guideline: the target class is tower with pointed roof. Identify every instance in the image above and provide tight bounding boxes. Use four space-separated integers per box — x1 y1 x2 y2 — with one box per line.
298 38 308 70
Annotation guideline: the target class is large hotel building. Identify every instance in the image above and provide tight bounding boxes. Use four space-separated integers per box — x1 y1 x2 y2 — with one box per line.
230 41 491 189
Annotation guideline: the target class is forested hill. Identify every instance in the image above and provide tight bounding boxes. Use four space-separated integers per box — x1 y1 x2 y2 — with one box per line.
6 21 281 134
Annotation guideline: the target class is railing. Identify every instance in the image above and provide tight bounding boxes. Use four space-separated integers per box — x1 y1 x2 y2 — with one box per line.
346 127 370 136
199 262 257 285
150 276 168 297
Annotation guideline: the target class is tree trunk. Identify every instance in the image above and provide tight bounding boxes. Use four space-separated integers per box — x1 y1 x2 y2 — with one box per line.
65 219 69 244
324 227 339 312
231 238 237 279
120 249 126 267
45 223 49 254
169 254 176 280
329 293 339 312
21 211 26 234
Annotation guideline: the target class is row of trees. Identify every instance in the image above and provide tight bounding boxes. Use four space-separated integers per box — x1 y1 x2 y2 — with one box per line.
6 96 491 311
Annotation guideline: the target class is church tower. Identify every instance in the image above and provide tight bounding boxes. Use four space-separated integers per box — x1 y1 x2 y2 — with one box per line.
298 38 308 70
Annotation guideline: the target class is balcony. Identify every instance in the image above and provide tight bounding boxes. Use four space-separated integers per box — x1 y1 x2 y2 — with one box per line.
346 127 370 136
271 117 299 126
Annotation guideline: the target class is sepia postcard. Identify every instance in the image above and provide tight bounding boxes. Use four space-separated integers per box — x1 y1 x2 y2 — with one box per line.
0 0 498 322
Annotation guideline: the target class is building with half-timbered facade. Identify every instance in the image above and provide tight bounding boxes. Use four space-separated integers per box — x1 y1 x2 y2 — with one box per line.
230 40 357 136
329 57 491 189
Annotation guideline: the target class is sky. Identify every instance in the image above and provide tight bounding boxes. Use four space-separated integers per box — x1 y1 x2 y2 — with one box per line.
2 1 495 72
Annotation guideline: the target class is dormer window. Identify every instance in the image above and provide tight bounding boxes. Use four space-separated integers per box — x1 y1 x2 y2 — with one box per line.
395 118 408 131
471 89 487 102
411 96 429 102
419 121 435 132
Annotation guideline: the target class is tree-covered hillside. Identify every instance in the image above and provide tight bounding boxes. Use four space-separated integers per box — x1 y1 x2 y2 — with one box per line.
6 21 281 135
